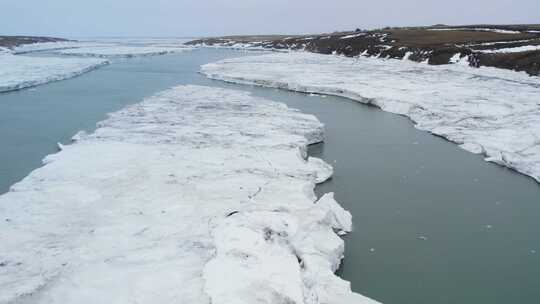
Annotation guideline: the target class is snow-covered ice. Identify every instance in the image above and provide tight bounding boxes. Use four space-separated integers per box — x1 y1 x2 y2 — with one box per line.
57 46 192 58
0 53 108 92
11 41 115 54
202 52 540 182
340 33 366 39
0 85 378 304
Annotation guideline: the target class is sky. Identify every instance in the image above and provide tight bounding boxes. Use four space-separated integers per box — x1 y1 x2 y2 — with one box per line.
1 0 539 38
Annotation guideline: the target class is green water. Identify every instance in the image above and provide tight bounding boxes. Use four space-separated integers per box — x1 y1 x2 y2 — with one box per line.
0 48 538 303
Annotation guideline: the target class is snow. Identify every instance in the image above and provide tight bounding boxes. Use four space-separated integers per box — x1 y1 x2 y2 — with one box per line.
466 39 533 47
429 28 521 34
0 85 378 304
340 33 366 39
0 53 108 92
202 53 540 182
477 44 540 53
402 51 413 60
57 46 192 58
449 53 469 65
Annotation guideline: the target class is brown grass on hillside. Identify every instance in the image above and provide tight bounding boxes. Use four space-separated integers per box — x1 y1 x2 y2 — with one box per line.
387 29 534 46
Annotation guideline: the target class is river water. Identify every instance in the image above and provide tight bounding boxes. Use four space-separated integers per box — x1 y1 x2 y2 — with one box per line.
0 48 538 304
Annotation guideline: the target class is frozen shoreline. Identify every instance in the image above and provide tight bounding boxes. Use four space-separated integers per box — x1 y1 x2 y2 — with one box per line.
201 52 540 183
0 85 378 304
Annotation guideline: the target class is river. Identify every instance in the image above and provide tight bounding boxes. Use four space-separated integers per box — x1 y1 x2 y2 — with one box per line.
0 48 538 304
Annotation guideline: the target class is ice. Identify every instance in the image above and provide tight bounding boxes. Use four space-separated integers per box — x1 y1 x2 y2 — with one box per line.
57 46 192 58
81 37 193 47
0 53 108 92
0 85 378 304
11 41 115 54
201 52 540 182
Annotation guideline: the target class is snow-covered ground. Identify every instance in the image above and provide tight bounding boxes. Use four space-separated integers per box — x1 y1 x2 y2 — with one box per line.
57 45 192 58
429 28 521 34
477 44 540 53
202 53 540 182
0 53 108 92
0 85 378 304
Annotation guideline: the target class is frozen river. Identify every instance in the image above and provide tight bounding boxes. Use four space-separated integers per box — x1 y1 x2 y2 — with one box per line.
0 48 539 303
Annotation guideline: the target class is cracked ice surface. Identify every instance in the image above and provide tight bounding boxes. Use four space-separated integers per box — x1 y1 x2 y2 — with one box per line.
201 53 540 182
0 53 108 92
0 85 378 304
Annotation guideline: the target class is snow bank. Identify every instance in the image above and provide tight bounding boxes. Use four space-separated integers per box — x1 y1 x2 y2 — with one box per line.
0 85 378 304
0 53 108 92
57 46 192 58
202 53 540 182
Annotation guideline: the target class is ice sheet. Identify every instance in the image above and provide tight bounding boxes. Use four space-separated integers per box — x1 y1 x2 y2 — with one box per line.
57 46 192 58
11 41 115 54
202 53 540 182
0 53 108 92
0 85 378 304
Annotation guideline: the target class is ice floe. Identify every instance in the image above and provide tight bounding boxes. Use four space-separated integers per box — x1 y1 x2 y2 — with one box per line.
0 85 378 304
56 46 192 58
202 52 540 182
0 53 108 92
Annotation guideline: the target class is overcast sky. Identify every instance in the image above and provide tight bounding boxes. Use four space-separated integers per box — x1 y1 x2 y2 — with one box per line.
1 0 539 38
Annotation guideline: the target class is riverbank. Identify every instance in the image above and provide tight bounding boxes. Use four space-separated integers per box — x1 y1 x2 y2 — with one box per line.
187 24 540 76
